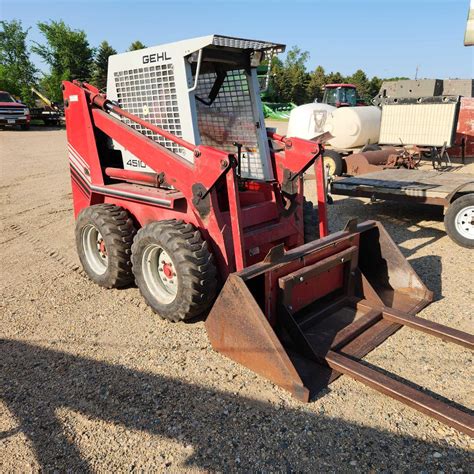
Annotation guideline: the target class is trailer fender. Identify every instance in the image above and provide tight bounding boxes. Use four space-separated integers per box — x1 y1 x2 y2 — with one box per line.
445 181 474 205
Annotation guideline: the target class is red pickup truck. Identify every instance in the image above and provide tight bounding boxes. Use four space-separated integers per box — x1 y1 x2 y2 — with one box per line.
0 91 31 130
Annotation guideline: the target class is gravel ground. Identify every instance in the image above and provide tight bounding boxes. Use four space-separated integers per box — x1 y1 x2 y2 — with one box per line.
1 127 473 472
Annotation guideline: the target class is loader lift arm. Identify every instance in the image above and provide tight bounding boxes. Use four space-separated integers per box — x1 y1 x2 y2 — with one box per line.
74 81 235 208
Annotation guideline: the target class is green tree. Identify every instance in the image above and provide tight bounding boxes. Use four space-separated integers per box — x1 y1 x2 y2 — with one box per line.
384 76 410 82
368 76 383 99
0 20 37 105
272 46 310 104
306 65 326 102
128 40 147 51
325 71 346 85
91 40 117 91
32 20 95 102
348 69 370 102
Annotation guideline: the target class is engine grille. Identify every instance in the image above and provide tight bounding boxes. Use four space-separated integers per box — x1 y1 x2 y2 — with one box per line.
0 107 27 116
113 64 184 157
194 69 265 180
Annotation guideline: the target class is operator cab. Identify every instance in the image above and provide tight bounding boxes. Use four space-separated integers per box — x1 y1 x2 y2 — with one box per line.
106 35 285 181
322 84 358 107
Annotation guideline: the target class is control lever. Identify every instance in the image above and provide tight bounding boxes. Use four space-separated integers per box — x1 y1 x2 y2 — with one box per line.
233 142 243 176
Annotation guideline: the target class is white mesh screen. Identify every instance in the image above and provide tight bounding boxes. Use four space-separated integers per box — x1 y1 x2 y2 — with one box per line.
194 69 265 180
114 64 184 157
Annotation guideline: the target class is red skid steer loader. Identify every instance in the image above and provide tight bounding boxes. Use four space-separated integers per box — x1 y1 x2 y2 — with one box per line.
63 35 473 436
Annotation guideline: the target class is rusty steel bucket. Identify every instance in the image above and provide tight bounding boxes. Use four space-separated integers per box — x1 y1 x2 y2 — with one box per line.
205 220 474 436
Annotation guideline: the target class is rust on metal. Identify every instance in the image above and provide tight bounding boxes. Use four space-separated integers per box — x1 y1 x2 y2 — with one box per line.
326 351 474 438
382 308 474 349
344 148 398 175
205 220 474 436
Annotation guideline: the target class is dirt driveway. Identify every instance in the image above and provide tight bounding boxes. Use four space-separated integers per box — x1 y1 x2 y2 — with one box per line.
1 127 473 471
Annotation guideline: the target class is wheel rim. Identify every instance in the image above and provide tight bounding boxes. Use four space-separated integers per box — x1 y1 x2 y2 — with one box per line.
142 244 178 304
82 224 108 275
324 157 336 176
454 205 474 240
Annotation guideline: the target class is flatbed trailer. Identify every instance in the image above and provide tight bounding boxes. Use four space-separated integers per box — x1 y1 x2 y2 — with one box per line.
331 169 474 248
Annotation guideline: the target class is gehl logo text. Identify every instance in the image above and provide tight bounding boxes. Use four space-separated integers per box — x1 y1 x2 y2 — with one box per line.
142 52 172 64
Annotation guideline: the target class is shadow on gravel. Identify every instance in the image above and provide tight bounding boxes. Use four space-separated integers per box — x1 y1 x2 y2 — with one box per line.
330 198 446 299
331 198 447 256
408 255 443 300
1 339 470 471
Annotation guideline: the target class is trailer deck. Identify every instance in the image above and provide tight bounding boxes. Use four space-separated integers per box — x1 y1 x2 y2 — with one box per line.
332 169 474 206
331 168 474 248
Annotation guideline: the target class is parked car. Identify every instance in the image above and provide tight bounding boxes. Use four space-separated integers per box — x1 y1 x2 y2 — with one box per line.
0 91 31 130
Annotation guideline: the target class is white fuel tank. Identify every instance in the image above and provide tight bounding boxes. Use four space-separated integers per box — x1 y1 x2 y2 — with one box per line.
323 106 381 149
287 103 336 140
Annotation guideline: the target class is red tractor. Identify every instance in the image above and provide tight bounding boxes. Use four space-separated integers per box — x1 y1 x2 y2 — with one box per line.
322 83 366 107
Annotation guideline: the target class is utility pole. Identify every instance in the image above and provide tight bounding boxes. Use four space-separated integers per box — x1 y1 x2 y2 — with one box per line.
415 65 419 80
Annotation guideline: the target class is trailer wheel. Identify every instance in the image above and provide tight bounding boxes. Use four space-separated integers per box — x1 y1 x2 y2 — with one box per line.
444 194 474 248
323 150 343 177
132 220 217 322
76 204 136 288
303 198 319 242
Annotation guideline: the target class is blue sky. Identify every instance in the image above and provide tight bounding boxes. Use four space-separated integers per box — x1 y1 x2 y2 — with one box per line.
1 0 473 79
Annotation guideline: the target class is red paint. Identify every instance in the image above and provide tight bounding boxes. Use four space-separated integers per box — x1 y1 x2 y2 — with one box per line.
162 263 173 279
449 97 474 158
63 81 329 282
324 84 357 89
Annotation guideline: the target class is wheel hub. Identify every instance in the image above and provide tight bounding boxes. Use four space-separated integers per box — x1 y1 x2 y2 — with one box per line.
97 238 107 258
162 262 174 279
142 244 178 304
325 159 336 176
82 224 108 275
455 205 474 239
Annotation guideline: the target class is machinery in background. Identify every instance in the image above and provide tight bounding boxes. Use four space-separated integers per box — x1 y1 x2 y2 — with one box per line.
63 35 473 436
288 102 385 176
374 79 473 161
321 83 366 107
257 63 297 120
30 87 63 126
262 101 296 120
466 0 474 46
288 94 464 176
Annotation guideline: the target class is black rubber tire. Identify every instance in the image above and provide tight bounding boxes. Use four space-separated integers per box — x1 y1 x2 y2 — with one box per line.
303 198 319 243
75 204 136 288
444 194 474 249
131 220 217 322
323 149 343 177
21 124 30 130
